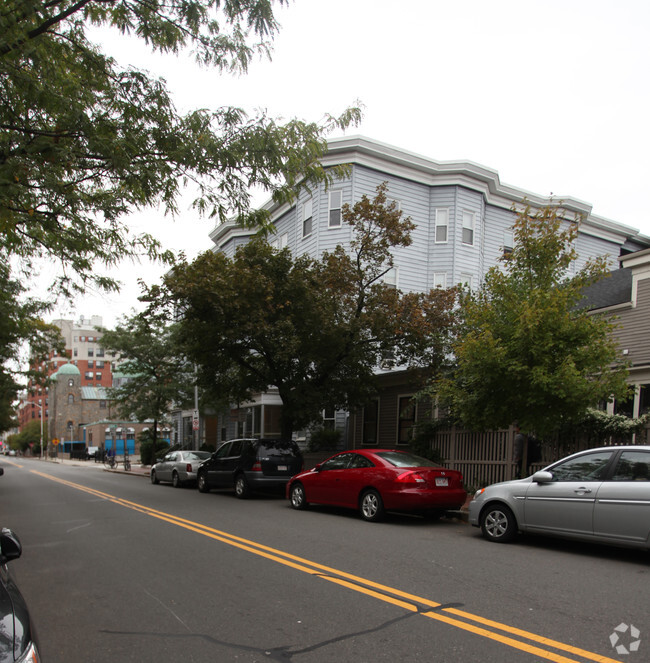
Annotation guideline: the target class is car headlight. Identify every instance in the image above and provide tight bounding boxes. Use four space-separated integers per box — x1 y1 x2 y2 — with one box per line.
17 640 41 663
472 488 486 500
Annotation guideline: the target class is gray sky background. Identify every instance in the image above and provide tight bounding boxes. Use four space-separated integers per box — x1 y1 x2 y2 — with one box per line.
42 0 650 328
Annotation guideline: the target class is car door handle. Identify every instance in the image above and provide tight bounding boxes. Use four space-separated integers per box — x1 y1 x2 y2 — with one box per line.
574 487 592 494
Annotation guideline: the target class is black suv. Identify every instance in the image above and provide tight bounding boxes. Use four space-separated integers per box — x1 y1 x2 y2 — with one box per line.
197 438 303 498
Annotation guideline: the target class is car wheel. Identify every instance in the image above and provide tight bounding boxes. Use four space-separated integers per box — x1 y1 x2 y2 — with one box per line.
290 482 308 510
197 471 210 493
234 474 251 499
359 489 385 522
151 470 159 485
172 471 182 488
480 503 517 543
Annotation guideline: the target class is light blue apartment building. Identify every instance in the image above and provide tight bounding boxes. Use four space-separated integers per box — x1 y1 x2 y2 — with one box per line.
198 136 650 447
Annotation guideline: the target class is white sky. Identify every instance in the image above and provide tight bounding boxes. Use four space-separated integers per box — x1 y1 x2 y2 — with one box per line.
45 0 650 329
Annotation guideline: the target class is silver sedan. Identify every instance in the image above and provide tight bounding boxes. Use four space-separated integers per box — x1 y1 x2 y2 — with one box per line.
151 450 212 487
469 445 650 550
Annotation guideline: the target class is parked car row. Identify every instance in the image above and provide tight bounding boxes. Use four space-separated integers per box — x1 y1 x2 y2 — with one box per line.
152 440 468 522
151 441 650 550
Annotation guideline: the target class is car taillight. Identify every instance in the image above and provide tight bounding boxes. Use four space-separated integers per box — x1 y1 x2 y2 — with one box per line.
251 461 262 472
186 464 192 473
396 471 426 484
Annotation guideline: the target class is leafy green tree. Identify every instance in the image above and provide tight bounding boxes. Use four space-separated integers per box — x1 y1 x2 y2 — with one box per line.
8 419 48 454
437 204 630 440
1 0 360 296
159 183 457 440
99 311 194 449
0 262 62 433
1 0 359 430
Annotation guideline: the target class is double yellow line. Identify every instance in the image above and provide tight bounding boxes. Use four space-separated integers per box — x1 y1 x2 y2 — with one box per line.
32 470 622 663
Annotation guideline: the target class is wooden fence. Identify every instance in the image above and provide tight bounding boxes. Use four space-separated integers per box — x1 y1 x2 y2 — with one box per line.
434 424 650 492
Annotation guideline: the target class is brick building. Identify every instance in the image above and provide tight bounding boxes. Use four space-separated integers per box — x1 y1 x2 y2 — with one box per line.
19 315 118 433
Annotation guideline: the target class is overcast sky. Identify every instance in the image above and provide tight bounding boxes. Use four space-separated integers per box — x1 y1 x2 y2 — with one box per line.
45 0 650 328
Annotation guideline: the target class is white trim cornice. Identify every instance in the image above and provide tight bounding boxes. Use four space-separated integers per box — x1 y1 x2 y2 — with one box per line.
208 136 650 250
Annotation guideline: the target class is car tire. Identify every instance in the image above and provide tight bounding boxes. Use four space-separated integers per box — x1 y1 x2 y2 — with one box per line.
290 482 308 510
234 474 251 499
151 470 159 485
197 471 210 493
359 489 385 522
480 503 517 543
172 471 182 488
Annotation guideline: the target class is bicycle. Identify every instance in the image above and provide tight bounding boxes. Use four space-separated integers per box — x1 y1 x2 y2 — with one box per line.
123 455 131 472
104 453 117 470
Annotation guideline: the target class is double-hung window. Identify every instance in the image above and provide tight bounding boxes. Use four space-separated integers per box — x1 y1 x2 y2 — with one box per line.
435 209 449 243
433 272 447 289
302 198 313 238
462 211 475 246
362 400 379 446
397 396 416 444
383 266 398 289
503 229 514 257
329 191 342 227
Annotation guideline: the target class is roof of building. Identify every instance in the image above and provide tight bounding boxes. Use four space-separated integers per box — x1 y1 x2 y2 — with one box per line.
54 363 80 377
580 268 633 311
80 386 109 400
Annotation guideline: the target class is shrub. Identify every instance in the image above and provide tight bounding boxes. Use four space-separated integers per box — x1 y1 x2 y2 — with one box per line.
308 427 341 452
138 430 171 465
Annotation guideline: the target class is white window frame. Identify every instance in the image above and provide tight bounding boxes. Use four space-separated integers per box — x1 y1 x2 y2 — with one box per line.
462 211 475 246
328 190 342 228
383 265 399 289
433 272 447 289
459 273 474 290
302 198 313 238
435 209 449 243
322 407 336 430
503 229 514 256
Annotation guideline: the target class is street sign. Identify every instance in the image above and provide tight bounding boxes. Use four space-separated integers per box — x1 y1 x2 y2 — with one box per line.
192 409 199 431
52 438 60 446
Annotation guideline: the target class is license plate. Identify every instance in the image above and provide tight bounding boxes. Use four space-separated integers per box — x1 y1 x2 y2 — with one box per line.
435 477 448 487
278 465 288 471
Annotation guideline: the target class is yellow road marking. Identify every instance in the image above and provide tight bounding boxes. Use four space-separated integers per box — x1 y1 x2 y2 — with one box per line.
30 469 622 663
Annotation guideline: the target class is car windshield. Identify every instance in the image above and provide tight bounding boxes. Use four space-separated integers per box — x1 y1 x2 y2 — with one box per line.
375 451 440 468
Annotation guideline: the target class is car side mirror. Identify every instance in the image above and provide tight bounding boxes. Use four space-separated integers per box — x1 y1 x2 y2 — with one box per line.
313 465 322 472
532 470 553 484
0 528 22 564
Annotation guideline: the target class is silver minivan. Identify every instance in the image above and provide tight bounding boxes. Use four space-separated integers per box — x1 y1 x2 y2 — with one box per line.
469 445 650 550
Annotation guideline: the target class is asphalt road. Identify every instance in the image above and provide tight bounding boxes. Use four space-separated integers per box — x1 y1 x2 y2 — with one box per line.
1 457 648 663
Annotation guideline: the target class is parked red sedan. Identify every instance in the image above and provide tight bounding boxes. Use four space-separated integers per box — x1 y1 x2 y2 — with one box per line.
286 449 466 522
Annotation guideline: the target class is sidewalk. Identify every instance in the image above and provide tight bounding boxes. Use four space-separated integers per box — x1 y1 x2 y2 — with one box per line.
29 456 151 478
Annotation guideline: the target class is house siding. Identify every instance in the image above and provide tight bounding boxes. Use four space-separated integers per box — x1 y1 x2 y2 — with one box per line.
613 278 650 366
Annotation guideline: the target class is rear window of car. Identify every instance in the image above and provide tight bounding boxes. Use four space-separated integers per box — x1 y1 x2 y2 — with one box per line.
188 452 211 461
257 441 301 457
375 451 440 468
